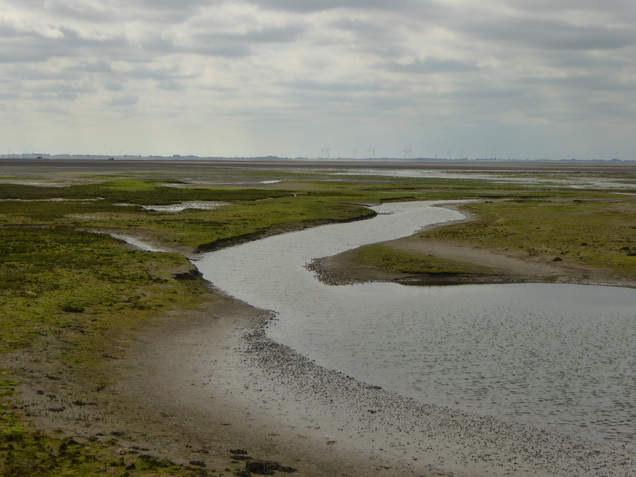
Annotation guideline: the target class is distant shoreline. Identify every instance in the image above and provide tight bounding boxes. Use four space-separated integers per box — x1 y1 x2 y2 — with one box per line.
2 157 636 174
2 159 634 476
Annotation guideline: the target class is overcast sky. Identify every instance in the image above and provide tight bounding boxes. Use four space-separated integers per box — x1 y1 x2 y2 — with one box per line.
1 0 635 159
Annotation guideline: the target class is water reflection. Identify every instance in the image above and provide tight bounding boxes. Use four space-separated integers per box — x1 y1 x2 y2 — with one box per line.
198 201 636 445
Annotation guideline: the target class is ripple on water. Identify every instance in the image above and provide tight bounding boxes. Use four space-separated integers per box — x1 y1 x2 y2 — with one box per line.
198 201 636 446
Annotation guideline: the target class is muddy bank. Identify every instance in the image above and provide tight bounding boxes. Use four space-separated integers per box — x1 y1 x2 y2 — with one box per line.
4 215 635 476
114 284 636 477
2 295 295 476
308 234 636 289
7 268 636 476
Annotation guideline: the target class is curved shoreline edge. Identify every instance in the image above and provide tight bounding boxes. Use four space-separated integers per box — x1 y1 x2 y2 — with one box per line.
6 203 634 476
307 203 636 291
243 321 636 476
116 206 635 476
115 281 635 477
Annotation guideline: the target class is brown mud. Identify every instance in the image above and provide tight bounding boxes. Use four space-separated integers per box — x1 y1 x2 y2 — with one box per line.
6 226 635 476
2 159 635 475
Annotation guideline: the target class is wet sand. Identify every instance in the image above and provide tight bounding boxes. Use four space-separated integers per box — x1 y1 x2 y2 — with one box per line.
112 218 636 476
2 157 636 173
11 274 635 476
3 159 635 475
116 282 636 476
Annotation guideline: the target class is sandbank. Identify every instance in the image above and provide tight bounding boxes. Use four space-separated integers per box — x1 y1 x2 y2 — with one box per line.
109 228 636 476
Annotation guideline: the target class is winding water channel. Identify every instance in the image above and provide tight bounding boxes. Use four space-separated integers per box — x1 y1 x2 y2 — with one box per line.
197 201 636 446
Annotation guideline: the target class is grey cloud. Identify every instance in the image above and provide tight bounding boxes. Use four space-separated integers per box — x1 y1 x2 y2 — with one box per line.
544 51 632 70
0 47 52 64
466 17 636 51
390 58 482 74
452 84 527 102
331 17 409 47
512 0 635 18
123 0 214 22
198 24 305 44
542 25 636 51
103 81 125 92
187 42 253 58
56 27 129 52
583 99 636 120
250 0 419 13
72 59 114 74
526 74 636 93
85 64 193 93
26 82 95 103
0 22 26 37
139 35 178 55
0 27 131 65
242 25 305 43
182 24 305 58
40 0 212 27
122 66 195 86
44 2 116 23
0 24 51 63
157 79 184 91
108 93 139 106
135 0 210 9
282 79 390 93
277 79 418 115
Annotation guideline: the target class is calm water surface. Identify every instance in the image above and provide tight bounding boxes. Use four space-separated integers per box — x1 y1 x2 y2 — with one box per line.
197 201 636 445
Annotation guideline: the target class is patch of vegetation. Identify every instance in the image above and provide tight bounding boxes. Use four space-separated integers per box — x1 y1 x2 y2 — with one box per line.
421 198 636 279
1 168 634 475
353 244 491 275
0 180 294 204
0 430 206 476
0 226 207 353
0 177 399 475
0 182 382 251
0 224 212 475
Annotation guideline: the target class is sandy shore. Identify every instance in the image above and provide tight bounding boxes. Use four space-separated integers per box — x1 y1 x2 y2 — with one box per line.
107 223 635 476
7 230 635 476
310 234 636 289
3 197 634 475
110 279 636 477
2 158 635 476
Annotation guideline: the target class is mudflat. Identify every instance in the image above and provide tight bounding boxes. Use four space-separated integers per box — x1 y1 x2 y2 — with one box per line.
2 159 635 476
2 157 636 179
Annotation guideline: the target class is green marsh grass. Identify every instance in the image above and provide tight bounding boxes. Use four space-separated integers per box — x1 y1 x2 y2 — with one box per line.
0 226 216 475
1 172 634 475
421 197 636 279
0 178 397 475
353 244 492 275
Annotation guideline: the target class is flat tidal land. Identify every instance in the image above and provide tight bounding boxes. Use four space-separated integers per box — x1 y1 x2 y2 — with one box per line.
0 159 634 476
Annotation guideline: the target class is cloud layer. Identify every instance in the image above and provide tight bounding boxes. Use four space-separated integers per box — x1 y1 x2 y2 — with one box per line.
1 0 635 159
